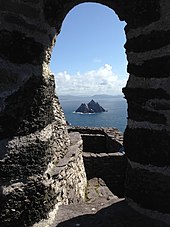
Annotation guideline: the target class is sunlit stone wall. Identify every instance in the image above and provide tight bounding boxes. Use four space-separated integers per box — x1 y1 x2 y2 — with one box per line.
0 1 72 226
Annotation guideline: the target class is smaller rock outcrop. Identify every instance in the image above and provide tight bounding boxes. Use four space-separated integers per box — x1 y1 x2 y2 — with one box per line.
75 100 106 113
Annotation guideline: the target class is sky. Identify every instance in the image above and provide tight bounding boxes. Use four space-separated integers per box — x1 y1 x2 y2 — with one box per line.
50 3 128 96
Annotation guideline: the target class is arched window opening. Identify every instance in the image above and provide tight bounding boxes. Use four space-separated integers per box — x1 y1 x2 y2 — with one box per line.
50 3 128 133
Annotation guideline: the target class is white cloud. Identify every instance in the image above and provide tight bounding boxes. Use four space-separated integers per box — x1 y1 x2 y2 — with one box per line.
55 64 127 96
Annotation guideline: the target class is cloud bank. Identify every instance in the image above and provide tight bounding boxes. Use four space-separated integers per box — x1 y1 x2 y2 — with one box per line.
55 64 127 96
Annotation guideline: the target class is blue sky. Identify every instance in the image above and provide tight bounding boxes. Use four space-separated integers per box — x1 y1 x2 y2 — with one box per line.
50 3 128 96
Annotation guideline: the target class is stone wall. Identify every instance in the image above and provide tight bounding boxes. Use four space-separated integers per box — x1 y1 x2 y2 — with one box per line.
0 0 169 225
0 1 71 226
33 132 87 227
68 126 123 153
69 127 127 197
122 0 170 224
83 152 127 198
0 131 87 227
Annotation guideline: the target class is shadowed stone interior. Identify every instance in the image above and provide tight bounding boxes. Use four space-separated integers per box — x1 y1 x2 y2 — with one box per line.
0 0 170 226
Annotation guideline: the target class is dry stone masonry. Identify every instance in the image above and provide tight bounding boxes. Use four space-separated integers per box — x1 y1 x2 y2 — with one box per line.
69 127 127 197
68 126 124 152
0 0 170 226
33 132 87 227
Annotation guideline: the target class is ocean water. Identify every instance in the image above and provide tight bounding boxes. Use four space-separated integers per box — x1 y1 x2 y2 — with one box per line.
58 95 127 133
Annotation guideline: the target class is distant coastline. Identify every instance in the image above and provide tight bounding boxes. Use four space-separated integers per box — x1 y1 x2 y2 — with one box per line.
58 94 123 101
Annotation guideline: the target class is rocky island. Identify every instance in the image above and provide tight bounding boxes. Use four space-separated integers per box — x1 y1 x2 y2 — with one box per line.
75 100 106 113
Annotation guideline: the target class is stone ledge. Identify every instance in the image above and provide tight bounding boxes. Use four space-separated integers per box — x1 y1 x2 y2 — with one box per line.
50 132 84 176
32 132 87 227
68 126 124 153
83 152 124 158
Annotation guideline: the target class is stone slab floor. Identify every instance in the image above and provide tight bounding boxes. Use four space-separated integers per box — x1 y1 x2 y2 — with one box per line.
54 178 169 227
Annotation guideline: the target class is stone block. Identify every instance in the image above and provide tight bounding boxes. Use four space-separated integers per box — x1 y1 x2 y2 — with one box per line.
125 163 170 213
124 127 170 166
0 30 44 65
127 56 170 78
125 30 170 53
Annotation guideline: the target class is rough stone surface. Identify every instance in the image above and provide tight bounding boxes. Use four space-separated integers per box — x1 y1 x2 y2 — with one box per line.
0 132 87 227
69 126 124 153
32 132 87 227
127 56 170 78
125 163 170 213
54 178 168 227
83 152 127 198
124 127 170 166
124 30 170 52
0 30 44 64
68 127 127 198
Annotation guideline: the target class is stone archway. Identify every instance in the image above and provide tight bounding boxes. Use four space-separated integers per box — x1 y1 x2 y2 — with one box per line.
0 0 170 226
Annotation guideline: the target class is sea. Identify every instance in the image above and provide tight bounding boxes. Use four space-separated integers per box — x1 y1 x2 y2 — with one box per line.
58 95 127 133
